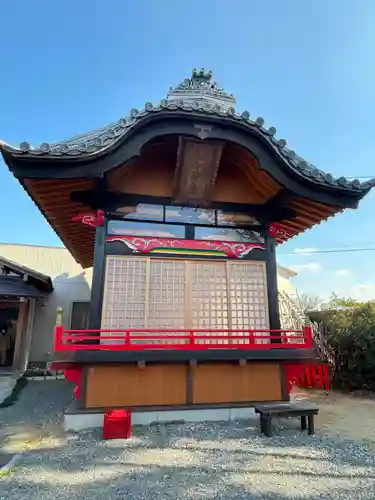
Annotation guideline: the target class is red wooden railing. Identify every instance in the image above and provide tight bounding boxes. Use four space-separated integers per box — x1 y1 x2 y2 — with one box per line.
54 325 314 352
285 362 331 392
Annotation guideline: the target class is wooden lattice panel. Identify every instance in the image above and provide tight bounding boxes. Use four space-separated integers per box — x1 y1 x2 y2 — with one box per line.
101 257 147 342
148 260 186 344
189 261 229 344
101 256 269 347
228 262 269 344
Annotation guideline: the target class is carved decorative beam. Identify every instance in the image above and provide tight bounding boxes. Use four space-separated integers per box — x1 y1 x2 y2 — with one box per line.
268 223 294 239
107 235 265 258
71 210 104 228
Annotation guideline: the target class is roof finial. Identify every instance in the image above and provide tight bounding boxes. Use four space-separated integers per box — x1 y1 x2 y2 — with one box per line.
167 68 236 111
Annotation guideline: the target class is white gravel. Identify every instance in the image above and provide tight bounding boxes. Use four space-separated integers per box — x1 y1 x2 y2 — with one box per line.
1 381 375 499
0 379 73 430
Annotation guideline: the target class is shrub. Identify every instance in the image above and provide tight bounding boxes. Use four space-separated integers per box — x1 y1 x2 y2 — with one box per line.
323 298 375 391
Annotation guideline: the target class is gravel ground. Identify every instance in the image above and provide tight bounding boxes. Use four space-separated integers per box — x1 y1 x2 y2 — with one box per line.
0 380 73 453
1 381 375 499
294 389 375 445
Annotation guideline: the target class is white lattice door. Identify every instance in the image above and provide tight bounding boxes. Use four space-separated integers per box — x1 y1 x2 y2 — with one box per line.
101 257 148 343
188 261 229 344
148 259 186 344
101 256 270 345
227 261 269 344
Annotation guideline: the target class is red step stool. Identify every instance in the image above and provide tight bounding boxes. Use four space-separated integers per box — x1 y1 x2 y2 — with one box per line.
102 408 132 440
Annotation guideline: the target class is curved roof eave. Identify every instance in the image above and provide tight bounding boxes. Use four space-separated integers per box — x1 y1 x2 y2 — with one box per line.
277 265 298 279
0 255 53 292
1 102 374 196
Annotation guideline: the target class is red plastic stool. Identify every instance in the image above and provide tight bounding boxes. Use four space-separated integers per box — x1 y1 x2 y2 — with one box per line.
102 408 132 440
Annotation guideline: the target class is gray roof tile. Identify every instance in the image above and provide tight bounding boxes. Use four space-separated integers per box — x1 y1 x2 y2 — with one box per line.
1 69 374 193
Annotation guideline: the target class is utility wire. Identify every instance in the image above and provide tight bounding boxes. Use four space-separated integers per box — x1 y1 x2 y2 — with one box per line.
346 176 374 180
280 247 375 255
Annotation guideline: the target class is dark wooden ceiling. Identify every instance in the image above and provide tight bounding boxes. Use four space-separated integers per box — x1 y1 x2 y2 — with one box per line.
23 178 96 268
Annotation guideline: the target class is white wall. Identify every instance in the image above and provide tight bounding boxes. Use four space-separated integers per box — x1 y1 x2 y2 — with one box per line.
277 272 297 296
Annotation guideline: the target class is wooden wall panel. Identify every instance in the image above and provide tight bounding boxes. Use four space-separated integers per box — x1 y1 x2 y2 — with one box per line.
107 161 175 197
213 162 258 204
85 364 187 408
192 363 281 403
84 362 282 409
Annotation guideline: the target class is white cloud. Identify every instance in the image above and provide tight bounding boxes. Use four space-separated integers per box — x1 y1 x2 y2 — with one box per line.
349 283 375 301
334 269 352 277
291 262 322 273
293 248 318 256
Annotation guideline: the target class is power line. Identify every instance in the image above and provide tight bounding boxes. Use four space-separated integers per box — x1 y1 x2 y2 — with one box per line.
346 176 374 180
280 247 375 255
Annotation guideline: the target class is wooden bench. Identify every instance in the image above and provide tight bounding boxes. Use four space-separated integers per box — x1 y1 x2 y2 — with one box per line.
254 401 319 437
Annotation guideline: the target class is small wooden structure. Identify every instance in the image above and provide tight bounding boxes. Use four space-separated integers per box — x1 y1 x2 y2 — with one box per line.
255 401 319 437
1 69 373 426
0 257 53 373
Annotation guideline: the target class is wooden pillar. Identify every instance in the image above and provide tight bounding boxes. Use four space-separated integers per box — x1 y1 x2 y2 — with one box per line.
89 218 107 330
12 298 28 371
265 233 281 341
22 298 36 371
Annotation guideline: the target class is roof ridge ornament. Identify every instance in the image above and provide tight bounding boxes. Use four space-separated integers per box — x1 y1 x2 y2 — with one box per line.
167 68 236 111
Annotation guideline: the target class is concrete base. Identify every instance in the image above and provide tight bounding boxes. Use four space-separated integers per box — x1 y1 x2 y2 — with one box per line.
64 406 259 432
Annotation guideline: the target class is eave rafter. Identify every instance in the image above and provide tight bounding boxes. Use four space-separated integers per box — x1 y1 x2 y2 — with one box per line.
21 178 96 268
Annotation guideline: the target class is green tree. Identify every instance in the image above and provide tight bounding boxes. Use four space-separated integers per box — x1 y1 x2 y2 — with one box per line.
323 299 375 391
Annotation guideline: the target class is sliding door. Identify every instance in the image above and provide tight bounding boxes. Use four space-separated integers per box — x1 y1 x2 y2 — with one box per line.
102 256 269 344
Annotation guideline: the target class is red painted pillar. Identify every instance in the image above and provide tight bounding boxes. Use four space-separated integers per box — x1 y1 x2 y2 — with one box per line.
304 325 313 348
54 325 64 352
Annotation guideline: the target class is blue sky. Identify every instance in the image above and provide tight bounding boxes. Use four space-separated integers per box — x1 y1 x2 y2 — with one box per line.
1 0 375 301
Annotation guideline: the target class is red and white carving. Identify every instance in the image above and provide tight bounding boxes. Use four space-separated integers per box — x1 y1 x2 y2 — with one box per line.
106 235 265 258
268 223 293 239
72 210 104 228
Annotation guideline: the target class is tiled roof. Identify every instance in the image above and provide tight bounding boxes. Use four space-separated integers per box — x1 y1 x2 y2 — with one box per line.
0 275 47 298
1 69 374 193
